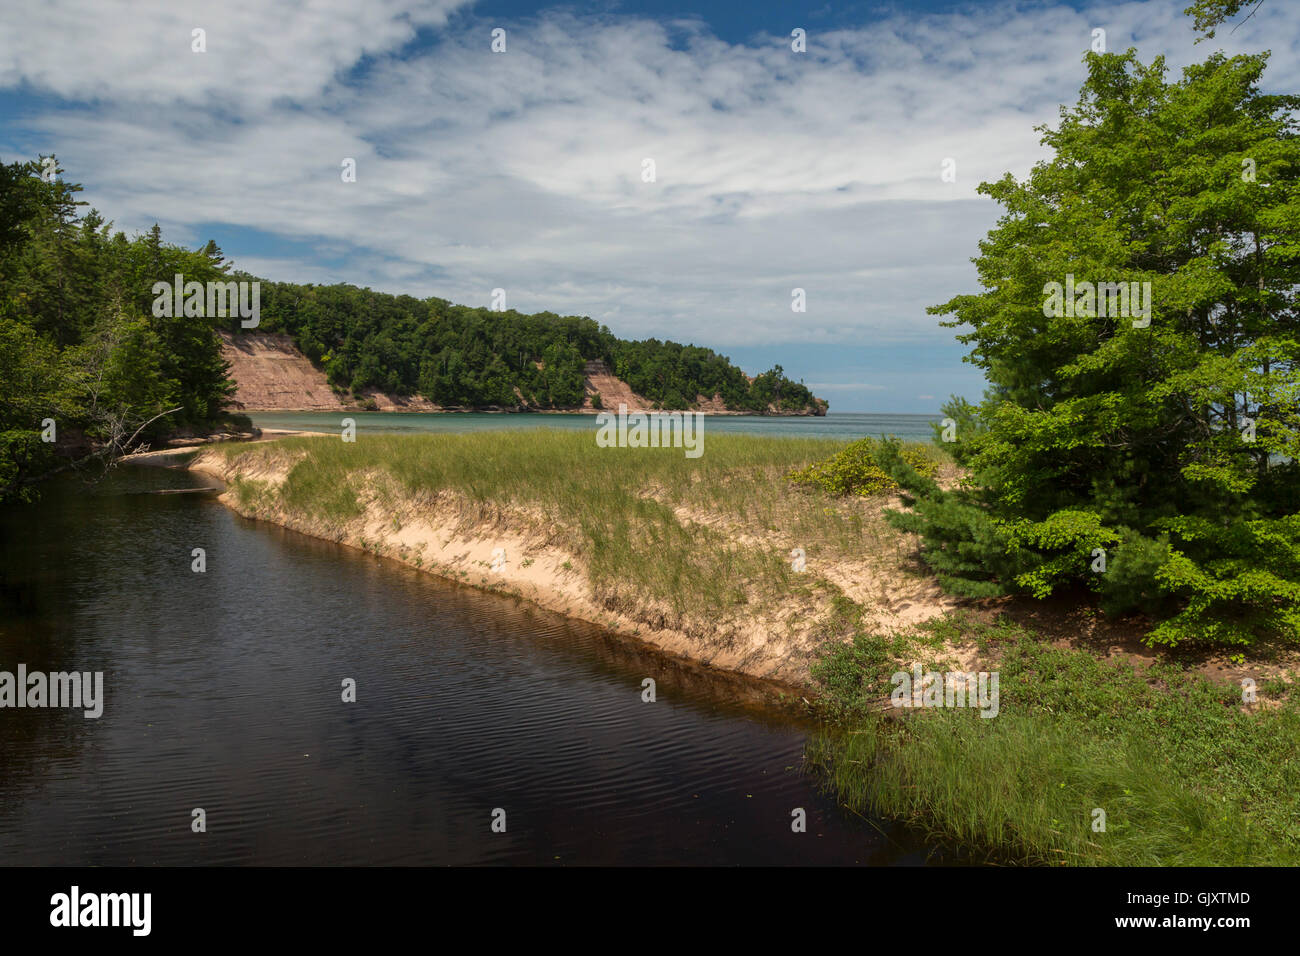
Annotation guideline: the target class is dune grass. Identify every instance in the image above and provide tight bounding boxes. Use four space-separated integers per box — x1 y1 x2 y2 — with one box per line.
806 613 1300 865
214 429 933 626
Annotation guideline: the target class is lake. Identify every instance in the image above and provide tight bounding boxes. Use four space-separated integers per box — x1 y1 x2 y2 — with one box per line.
248 410 943 443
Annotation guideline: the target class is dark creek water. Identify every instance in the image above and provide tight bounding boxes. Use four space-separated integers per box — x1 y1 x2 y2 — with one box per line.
0 462 934 865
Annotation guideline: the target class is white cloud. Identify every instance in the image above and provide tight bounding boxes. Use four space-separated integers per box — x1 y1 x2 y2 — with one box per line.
0 0 473 107
2 0 1296 354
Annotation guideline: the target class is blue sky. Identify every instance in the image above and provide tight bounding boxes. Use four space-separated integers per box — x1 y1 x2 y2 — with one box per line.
0 0 1293 411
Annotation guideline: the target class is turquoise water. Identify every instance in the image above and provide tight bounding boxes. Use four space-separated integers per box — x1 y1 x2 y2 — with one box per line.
249 411 943 443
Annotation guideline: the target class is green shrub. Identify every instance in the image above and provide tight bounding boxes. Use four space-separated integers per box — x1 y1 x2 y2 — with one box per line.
786 436 941 498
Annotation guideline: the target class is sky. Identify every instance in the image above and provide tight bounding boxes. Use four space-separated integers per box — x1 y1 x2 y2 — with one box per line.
0 0 1294 412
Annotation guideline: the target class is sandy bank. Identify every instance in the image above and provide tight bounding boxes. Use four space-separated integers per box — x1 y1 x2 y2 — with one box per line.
188 444 964 688
187 450 787 686
183 436 1299 697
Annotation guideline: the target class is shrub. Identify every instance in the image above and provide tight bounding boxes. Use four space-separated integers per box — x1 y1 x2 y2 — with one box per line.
786 436 941 498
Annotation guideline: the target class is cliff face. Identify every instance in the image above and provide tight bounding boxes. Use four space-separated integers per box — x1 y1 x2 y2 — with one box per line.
581 360 655 412
582 361 825 415
220 333 825 415
220 332 436 412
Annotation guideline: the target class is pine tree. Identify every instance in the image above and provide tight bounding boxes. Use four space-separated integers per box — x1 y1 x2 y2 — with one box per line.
887 48 1300 647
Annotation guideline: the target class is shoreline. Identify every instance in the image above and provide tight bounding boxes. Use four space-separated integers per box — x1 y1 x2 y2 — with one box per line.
181 431 1300 866
186 444 825 695
179 431 1300 696
237 407 828 417
186 432 967 689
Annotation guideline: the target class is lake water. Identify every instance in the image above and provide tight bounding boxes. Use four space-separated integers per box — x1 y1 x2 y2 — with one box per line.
0 463 939 865
249 410 943 443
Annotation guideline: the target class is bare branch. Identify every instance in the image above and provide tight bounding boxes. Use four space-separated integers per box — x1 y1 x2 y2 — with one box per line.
1230 0 1266 34
120 406 183 453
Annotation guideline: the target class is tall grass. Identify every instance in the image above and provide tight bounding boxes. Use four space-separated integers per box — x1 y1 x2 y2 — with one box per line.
214 429 925 624
806 615 1300 865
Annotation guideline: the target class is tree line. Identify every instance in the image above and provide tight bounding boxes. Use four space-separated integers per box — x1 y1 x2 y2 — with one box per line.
249 280 825 414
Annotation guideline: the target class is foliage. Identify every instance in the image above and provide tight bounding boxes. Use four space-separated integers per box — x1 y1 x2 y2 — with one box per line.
808 614 1300 865
1185 0 1260 40
786 436 941 498
250 281 824 414
0 156 235 500
887 49 1300 647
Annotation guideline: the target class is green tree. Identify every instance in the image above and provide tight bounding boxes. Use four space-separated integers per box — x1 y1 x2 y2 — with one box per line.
887 48 1300 647
0 318 78 500
1185 1 1264 40
0 157 236 500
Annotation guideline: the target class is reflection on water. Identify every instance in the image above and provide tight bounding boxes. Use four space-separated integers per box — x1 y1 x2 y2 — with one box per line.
0 463 937 865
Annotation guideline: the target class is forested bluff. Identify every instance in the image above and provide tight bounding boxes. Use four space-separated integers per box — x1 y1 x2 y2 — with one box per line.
0 156 826 501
